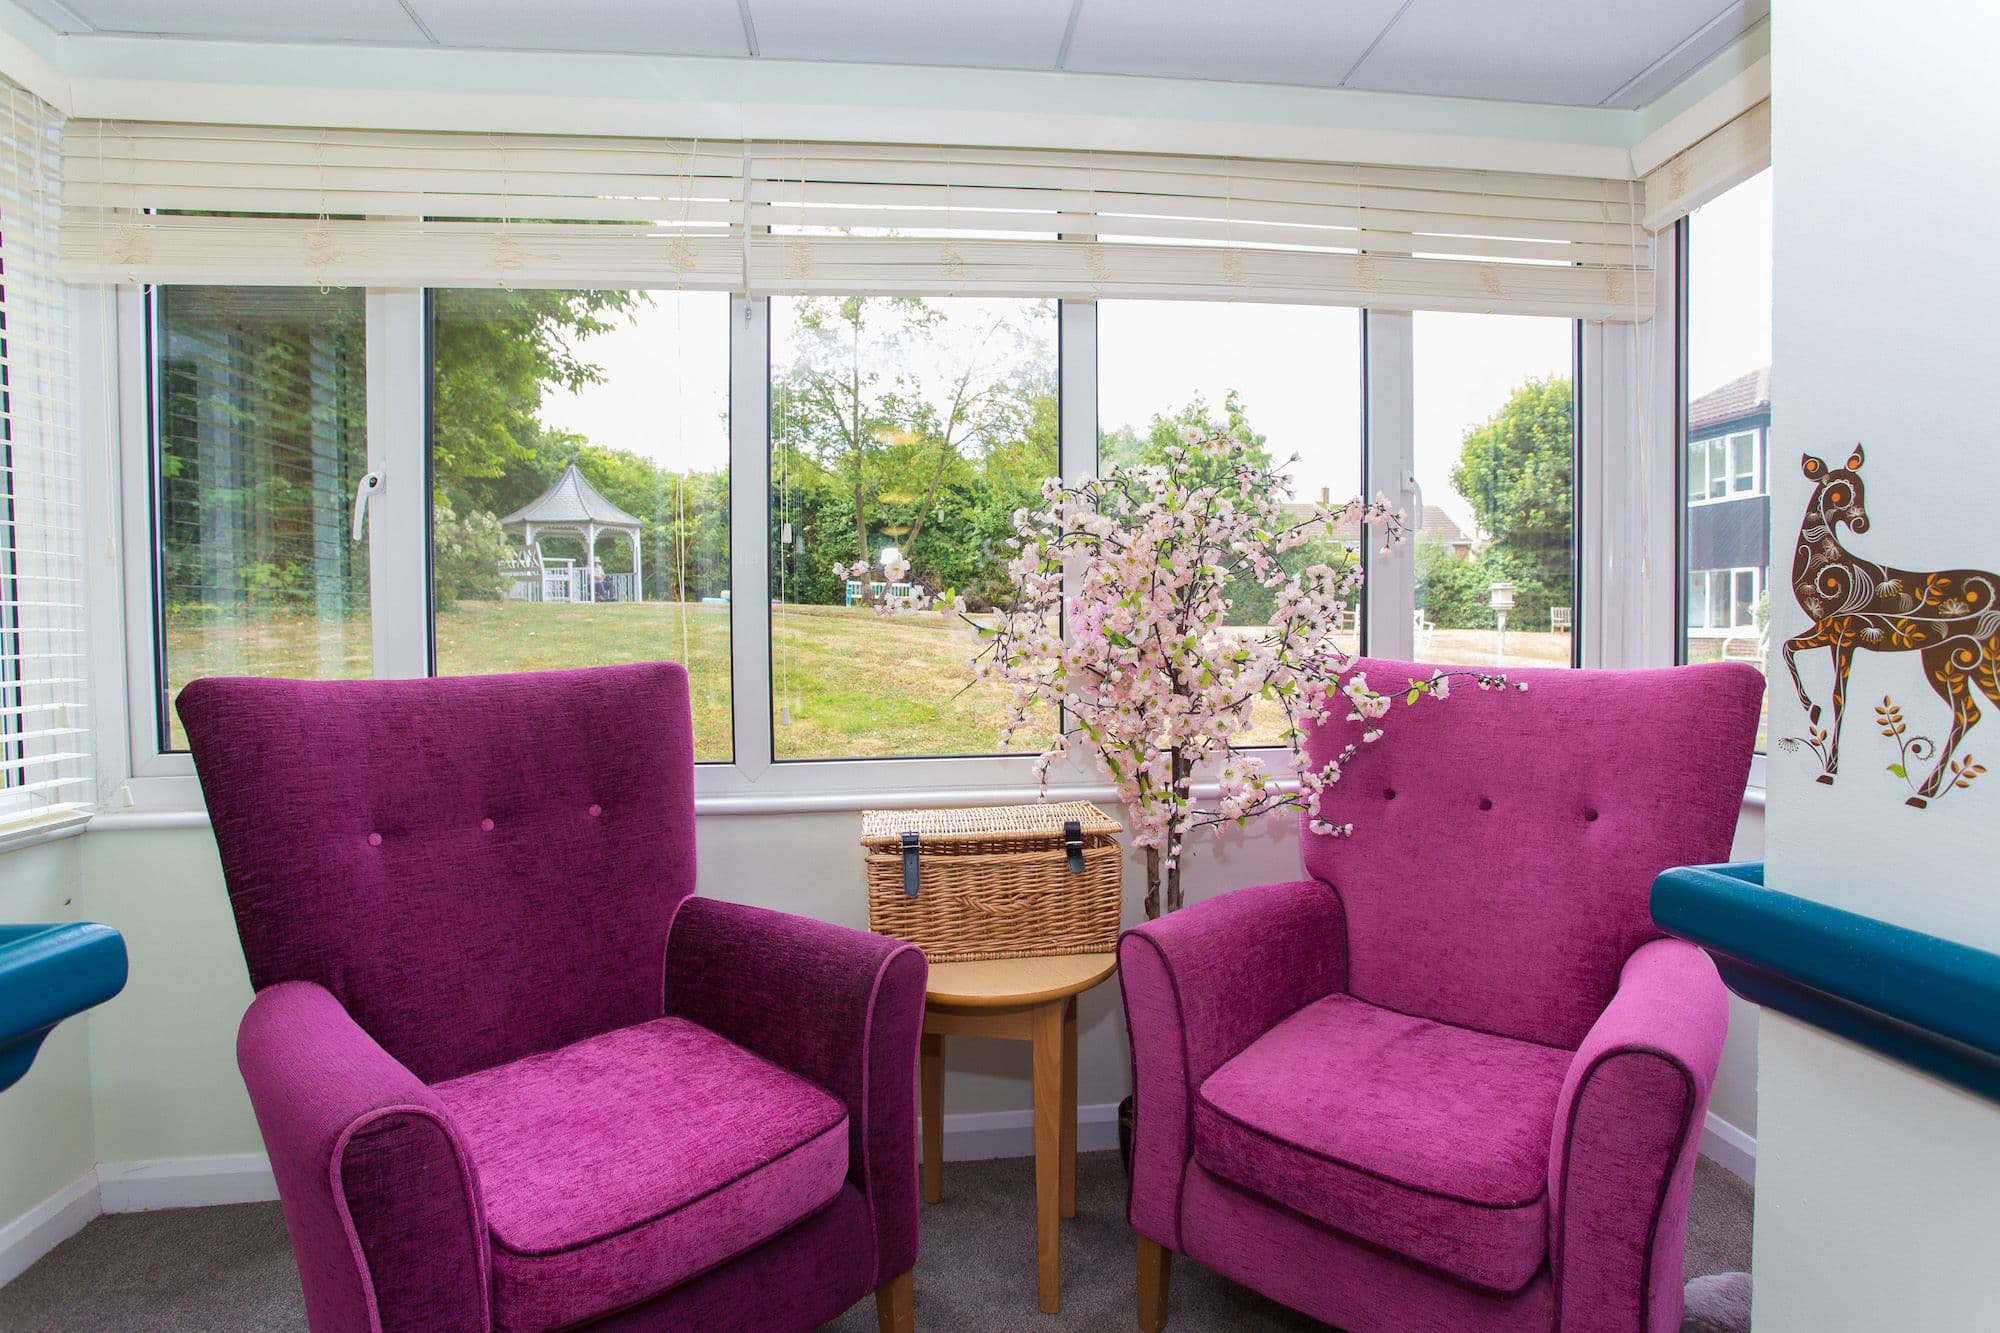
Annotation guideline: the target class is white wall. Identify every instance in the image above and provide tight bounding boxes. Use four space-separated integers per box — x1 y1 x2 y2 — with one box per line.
1754 1014 2000 1330
1764 1 1999 943
1754 2 2000 1327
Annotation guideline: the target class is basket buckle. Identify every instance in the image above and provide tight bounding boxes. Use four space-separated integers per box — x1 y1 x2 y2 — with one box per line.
1063 819 1084 874
900 831 922 898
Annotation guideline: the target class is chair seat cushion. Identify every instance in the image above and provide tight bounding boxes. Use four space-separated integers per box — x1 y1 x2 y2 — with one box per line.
1194 993 1572 1293
434 1016 849 1330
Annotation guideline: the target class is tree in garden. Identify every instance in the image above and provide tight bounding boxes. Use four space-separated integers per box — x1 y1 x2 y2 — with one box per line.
430 288 642 517
1425 375 1575 631
895 309 1043 568
1450 375 1573 552
775 297 1057 608
430 288 645 602
775 296 940 599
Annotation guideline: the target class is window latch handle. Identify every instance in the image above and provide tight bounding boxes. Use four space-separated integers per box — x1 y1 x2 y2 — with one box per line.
351 470 383 542
1401 467 1424 533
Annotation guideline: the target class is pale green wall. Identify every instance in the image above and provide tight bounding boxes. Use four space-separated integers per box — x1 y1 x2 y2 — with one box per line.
76 829 261 1162
0 837 95 1225
64 811 1305 1166
63 797 1762 1170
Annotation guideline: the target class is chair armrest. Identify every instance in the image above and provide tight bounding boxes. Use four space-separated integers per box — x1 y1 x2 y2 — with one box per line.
662 897 928 1287
238 981 489 1333
1548 938 1729 1333
1118 879 1346 1249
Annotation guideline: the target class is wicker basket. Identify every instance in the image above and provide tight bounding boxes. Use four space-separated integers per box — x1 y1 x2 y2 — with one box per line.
860 802 1125 963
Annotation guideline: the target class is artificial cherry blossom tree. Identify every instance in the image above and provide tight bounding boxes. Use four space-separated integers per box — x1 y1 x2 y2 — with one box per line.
971 424 1507 918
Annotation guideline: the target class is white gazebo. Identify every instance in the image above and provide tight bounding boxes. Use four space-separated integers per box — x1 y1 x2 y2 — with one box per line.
499 461 644 603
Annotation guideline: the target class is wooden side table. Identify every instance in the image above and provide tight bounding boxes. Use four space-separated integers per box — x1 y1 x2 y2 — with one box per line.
921 952 1118 1315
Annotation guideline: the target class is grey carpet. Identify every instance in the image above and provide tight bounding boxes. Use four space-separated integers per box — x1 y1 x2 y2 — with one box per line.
0 1152 1752 1331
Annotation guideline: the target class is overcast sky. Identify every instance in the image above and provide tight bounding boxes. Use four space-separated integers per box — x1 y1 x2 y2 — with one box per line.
540 170 1771 542
1687 168 1773 400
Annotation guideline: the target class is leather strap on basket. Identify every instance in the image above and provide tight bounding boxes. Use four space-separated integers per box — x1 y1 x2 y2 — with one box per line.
901 831 922 898
1064 820 1084 874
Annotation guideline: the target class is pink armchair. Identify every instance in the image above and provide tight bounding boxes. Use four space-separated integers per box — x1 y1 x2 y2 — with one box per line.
1121 658 1762 1333
179 663 926 1332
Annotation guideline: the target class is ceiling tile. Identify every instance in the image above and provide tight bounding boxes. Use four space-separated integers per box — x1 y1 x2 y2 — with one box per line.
1062 0 1407 87
412 0 750 58
61 0 426 43
11 0 93 35
1600 1 1767 108
1344 0 1741 106
750 0 1075 70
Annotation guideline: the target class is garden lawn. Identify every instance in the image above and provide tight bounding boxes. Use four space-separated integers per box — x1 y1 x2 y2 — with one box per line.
166 604 1596 761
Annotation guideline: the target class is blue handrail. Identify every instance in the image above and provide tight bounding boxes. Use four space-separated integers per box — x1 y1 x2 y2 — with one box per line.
1653 862 2000 1106
0 922 128 1093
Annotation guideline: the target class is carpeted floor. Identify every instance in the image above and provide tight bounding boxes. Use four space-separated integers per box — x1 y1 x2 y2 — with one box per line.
0 1152 1753 1331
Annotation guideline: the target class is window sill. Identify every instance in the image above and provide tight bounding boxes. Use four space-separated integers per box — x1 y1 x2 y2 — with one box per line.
85 777 1773 829
91 781 1135 826
0 811 94 855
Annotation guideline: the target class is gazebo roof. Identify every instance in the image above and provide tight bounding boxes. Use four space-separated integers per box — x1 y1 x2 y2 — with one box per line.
500 461 642 531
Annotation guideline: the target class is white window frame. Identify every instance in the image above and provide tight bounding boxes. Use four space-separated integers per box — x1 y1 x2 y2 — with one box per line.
1685 565 1763 633
1688 426 1762 504
92 287 1614 816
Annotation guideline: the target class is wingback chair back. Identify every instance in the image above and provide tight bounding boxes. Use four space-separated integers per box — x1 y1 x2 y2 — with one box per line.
177 662 697 1083
1302 658 1761 1048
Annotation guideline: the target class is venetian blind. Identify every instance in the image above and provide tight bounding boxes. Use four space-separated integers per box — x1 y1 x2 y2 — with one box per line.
60 121 1654 320
1641 98 1770 232
0 79 92 834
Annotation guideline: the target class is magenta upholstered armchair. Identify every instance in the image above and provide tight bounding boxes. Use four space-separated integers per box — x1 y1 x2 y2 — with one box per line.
1120 659 1763 1333
177 663 926 1333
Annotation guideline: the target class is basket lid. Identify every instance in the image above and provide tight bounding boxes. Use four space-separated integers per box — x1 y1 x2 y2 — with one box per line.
860 800 1122 849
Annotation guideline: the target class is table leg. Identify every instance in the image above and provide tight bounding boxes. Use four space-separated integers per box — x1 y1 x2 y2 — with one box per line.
1032 999 1065 1314
1061 995 1078 1219
921 1031 943 1205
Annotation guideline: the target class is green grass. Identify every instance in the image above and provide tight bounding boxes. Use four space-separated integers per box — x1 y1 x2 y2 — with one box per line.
165 604 1615 762
166 600 1026 762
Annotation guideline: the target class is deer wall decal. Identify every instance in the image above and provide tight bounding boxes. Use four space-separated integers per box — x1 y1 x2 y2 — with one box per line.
1783 445 2000 807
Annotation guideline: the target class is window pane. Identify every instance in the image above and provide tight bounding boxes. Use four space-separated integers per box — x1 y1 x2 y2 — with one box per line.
429 290 732 762
1734 570 1758 628
1731 432 1756 492
769 296 1056 760
1098 301 1363 745
1413 313 1575 668
1688 439 1709 500
1682 168 1772 749
153 286 369 751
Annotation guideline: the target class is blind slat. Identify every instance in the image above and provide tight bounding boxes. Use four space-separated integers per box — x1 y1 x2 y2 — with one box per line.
1 77 93 830
1641 100 1771 231
60 120 1653 319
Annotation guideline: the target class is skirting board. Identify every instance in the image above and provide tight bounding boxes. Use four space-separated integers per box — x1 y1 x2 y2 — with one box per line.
938 1101 1124 1162
1702 1110 1757 1183
97 1154 278 1213
0 1154 279 1289
0 1172 97 1289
